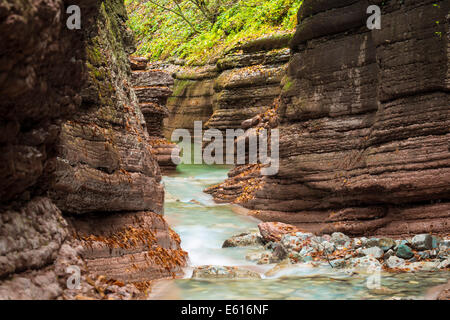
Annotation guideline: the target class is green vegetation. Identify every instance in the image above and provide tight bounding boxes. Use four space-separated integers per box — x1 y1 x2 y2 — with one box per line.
125 0 303 65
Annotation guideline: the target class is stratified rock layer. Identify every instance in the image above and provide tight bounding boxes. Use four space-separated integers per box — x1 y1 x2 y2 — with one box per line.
165 64 218 139
130 57 179 171
69 211 186 282
209 0 450 237
164 34 291 139
0 0 186 299
207 35 290 130
0 0 87 299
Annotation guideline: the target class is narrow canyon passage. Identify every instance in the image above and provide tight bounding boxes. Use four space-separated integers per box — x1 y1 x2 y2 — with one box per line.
1 0 449 301
148 164 450 300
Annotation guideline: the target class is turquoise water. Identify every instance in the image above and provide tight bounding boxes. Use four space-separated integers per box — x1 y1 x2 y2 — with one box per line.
156 164 449 300
163 164 260 266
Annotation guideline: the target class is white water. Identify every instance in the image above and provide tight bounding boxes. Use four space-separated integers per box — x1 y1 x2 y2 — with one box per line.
154 164 449 300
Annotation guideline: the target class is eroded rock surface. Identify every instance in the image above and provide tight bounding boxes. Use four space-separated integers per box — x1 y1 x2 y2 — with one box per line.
165 64 218 139
164 34 291 140
208 0 450 237
129 57 179 171
206 35 290 131
0 0 186 299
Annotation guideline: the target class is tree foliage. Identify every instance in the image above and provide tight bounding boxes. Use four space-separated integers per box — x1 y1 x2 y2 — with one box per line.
125 0 303 64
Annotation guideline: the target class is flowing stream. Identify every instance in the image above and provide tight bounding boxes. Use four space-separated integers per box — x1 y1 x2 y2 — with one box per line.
151 164 449 300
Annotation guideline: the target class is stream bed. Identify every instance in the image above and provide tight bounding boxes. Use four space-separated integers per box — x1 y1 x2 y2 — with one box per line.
152 164 449 300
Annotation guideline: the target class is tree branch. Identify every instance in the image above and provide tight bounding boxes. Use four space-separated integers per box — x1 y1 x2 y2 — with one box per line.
145 0 200 33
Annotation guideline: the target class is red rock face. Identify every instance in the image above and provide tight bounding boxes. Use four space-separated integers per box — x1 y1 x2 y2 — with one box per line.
209 0 450 236
0 0 186 299
69 211 187 282
129 57 180 172
0 0 86 203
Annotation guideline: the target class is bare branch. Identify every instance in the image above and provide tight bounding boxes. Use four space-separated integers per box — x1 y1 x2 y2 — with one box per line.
145 0 200 33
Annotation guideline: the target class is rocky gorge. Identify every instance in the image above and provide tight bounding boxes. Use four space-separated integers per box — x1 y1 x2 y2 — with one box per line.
0 0 449 301
204 0 450 237
163 33 291 139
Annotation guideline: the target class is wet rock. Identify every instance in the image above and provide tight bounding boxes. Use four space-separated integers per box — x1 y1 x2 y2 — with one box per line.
403 261 441 272
429 249 439 258
353 238 365 249
438 245 450 259
365 238 380 248
439 259 450 269
385 256 406 269
431 236 441 249
383 249 395 261
354 248 365 257
264 241 276 250
129 56 148 70
396 244 414 259
241 119 253 129
441 240 450 248
191 266 261 279
299 245 318 258
320 241 336 254
330 259 347 269
331 232 350 245
264 259 292 277
222 232 263 248
271 243 288 262
258 222 298 243
418 251 431 260
361 247 384 259
411 234 433 251
245 251 270 262
257 253 272 265
349 256 381 270
378 238 396 252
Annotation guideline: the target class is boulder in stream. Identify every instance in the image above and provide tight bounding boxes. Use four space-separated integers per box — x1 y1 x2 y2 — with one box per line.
258 222 299 243
222 231 263 248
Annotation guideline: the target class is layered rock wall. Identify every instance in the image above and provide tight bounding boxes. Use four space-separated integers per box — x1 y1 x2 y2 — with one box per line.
130 57 179 171
165 64 218 139
208 0 450 237
206 36 290 130
164 34 291 139
0 0 186 299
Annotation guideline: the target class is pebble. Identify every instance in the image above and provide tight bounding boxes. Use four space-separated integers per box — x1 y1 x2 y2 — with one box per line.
321 241 336 254
365 238 380 248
